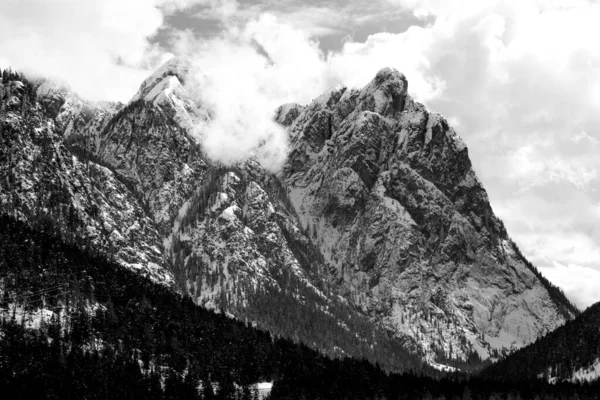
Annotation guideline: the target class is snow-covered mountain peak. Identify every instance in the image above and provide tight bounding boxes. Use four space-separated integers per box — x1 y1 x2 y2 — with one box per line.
131 56 197 103
312 84 347 108
36 79 72 100
33 79 79 118
130 57 209 139
3 66 580 370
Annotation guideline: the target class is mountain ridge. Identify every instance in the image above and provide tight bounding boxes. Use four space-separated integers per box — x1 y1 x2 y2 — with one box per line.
480 299 600 383
1 66 425 371
0 62 578 368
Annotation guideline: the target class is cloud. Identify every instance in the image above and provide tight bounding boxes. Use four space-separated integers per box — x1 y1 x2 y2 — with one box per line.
506 143 598 191
573 131 599 145
267 6 348 37
168 3 431 172
492 186 600 309
169 13 333 171
540 263 600 310
0 0 180 101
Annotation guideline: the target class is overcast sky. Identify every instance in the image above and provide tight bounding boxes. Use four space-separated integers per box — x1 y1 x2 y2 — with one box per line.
1 0 600 309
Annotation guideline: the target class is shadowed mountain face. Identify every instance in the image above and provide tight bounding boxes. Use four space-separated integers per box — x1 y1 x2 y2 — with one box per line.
0 60 577 368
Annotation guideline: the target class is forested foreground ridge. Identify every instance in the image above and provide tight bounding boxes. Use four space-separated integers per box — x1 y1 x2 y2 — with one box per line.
0 215 598 399
480 299 600 383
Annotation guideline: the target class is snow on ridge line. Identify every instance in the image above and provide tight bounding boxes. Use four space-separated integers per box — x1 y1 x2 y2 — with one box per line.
129 56 197 104
429 362 457 373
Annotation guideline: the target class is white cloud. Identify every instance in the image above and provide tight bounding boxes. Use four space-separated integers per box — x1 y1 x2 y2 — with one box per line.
187 0 240 20
506 143 598 190
171 14 332 171
573 131 599 145
520 231 600 273
540 263 600 310
0 0 177 101
327 29 447 103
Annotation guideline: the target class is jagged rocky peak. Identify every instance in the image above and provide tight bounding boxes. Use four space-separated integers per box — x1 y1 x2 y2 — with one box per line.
352 67 408 117
129 56 209 135
0 80 171 284
36 79 71 100
3 62 578 369
280 67 578 362
30 76 122 142
275 103 304 127
285 68 411 160
29 79 75 119
0 66 420 369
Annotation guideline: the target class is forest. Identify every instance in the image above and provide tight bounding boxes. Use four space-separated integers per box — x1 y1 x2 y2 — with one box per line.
0 214 598 399
480 299 600 383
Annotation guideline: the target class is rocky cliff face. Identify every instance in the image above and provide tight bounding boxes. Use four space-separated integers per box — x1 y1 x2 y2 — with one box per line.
0 60 578 368
62 58 210 236
279 67 577 361
0 78 171 284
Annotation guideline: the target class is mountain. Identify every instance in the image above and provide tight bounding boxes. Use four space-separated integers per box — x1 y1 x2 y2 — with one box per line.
0 65 421 371
479 300 600 383
277 67 578 361
0 61 578 368
1 73 171 283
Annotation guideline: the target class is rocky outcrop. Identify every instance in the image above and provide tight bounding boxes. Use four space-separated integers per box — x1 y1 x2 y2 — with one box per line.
58 59 210 235
0 82 171 284
280 67 577 360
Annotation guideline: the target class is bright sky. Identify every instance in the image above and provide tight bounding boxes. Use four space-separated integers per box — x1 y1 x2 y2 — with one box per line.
1 0 600 309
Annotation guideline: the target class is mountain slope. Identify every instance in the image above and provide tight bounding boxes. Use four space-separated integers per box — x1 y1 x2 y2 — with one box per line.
279 67 578 361
0 214 406 399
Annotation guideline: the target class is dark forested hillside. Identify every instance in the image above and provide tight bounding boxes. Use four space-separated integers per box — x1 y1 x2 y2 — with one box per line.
0 213 424 399
0 214 598 399
480 300 600 383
